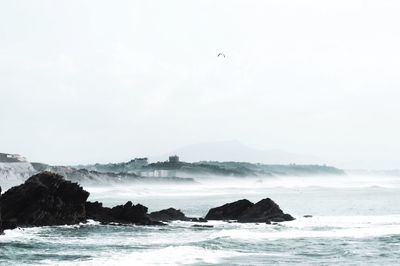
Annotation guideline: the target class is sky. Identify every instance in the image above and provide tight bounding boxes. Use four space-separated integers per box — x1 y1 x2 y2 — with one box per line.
1 0 400 169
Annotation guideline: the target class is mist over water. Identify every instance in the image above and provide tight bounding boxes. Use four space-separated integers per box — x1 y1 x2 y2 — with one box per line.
2 174 400 265
83 175 400 217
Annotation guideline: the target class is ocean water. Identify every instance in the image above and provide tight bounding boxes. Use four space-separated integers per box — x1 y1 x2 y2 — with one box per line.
1 175 400 265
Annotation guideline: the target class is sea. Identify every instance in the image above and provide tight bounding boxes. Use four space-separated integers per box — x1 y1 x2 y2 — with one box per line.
1 175 400 265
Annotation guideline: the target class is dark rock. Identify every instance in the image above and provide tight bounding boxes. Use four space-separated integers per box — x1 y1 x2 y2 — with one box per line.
85 201 108 222
238 198 295 223
269 217 285 222
149 208 187 221
0 186 2 234
188 217 208 223
109 201 148 223
1 171 294 232
204 198 294 223
1 220 17 230
204 199 254 220
191 224 213 228
0 172 89 229
86 201 162 225
149 208 207 223
0 172 167 231
303 215 312 218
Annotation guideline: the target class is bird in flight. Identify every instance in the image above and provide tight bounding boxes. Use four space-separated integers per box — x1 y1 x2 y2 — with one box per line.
217 53 226 58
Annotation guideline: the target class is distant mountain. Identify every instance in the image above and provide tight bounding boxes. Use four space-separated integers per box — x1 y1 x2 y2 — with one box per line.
151 140 320 164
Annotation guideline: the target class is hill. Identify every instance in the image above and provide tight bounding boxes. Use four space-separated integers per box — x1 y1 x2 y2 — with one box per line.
151 140 320 164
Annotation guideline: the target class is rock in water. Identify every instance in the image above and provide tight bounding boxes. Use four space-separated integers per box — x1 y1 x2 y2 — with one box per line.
0 186 3 234
86 201 162 225
149 208 188 221
149 208 207 222
109 201 150 224
0 172 165 229
0 172 89 229
204 199 254 220
237 198 294 223
205 198 294 223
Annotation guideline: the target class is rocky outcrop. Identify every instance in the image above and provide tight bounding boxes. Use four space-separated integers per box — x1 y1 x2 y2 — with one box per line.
149 208 187 222
0 172 165 229
204 199 254 220
0 172 295 232
148 208 208 222
205 198 294 223
86 201 162 225
0 172 89 229
237 198 294 223
0 186 3 234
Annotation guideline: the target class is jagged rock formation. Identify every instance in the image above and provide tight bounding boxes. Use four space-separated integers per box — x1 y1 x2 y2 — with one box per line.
204 199 254 220
148 208 207 222
0 172 89 229
149 208 187 221
85 201 162 225
205 198 294 223
0 172 295 234
0 186 3 234
0 172 164 229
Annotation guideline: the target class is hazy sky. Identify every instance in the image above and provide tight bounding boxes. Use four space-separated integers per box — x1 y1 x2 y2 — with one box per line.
1 0 400 168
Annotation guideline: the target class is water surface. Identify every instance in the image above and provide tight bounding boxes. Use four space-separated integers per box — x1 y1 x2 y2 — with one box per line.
1 175 400 265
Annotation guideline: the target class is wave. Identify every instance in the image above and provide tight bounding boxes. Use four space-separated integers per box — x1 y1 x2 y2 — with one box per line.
210 215 400 240
0 162 36 190
2 215 400 265
63 246 253 266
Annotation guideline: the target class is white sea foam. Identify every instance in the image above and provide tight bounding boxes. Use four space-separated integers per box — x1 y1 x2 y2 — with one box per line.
0 227 42 243
60 246 250 266
210 215 400 240
0 162 36 189
84 175 400 203
34 214 400 265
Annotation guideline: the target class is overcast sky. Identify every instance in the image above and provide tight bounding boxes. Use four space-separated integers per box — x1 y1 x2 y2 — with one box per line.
1 0 400 168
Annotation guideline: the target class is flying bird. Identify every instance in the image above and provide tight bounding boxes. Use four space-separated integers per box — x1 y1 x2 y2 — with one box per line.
217 53 226 58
